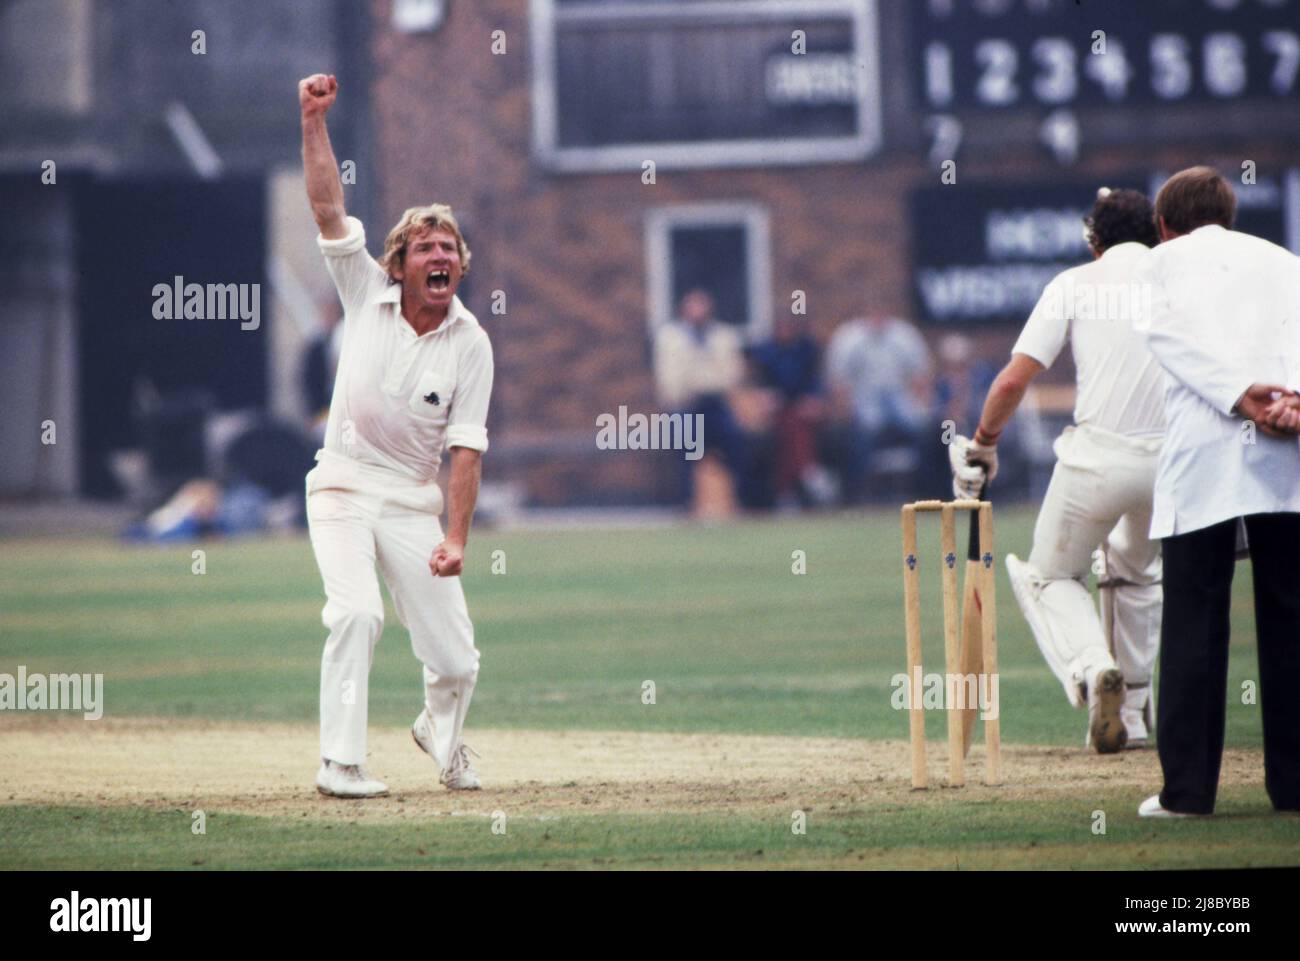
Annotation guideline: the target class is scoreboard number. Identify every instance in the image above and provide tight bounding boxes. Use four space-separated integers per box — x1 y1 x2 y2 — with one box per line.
914 1 1300 110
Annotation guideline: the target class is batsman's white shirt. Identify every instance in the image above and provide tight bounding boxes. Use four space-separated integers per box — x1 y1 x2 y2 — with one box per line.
1008 242 1165 721
1012 241 1165 436
306 216 493 768
1135 224 1300 538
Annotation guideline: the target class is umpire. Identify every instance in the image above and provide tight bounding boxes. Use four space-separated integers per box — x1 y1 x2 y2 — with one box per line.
1135 166 1300 817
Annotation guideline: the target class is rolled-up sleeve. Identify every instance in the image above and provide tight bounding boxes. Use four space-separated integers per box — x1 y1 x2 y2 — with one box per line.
446 329 494 452
318 216 386 315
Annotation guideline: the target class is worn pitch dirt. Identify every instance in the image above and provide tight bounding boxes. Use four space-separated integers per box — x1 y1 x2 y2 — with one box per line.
0 715 1267 822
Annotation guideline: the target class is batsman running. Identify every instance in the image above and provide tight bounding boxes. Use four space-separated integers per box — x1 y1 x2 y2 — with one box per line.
299 73 493 797
950 188 1165 753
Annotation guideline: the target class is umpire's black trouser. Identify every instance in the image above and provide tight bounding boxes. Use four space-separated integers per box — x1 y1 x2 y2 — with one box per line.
1158 513 1300 814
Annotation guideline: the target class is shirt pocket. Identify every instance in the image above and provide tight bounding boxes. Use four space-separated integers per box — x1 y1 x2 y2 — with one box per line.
408 370 454 424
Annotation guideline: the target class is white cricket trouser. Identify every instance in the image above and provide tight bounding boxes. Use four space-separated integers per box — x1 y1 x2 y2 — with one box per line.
306 453 479 768
1022 424 1162 706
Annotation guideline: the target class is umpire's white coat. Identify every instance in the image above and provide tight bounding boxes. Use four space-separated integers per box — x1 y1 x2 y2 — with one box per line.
1135 224 1300 537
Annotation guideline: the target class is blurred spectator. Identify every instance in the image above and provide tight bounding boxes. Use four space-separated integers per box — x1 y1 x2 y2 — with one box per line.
122 417 317 541
654 289 762 513
824 314 934 504
749 314 833 509
934 334 984 429
654 290 744 409
929 333 999 498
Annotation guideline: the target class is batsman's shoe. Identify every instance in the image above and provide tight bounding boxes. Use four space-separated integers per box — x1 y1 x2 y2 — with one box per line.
1121 685 1153 748
1087 667 1128 754
316 760 389 799
441 743 482 791
1138 794 1200 818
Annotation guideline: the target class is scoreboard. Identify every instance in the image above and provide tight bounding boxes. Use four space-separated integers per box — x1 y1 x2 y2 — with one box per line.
531 1 1298 171
532 0 881 172
912 0 1300 111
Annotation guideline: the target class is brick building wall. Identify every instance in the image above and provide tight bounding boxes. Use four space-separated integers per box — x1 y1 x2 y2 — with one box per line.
365 0 1300 506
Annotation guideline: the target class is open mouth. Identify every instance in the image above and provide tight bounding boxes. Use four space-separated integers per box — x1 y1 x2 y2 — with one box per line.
426 269 450 293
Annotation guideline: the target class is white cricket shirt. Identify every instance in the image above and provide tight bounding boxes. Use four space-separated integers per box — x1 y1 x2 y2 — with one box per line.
311 217 494 493
1012 242 1165 436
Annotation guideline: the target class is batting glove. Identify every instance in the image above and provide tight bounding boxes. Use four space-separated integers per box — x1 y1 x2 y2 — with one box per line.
948 436 986 500
966 434 999 483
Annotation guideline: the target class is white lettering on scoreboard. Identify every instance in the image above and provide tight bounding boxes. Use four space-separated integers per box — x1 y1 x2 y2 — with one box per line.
765 54 859 106
985 208 1087 261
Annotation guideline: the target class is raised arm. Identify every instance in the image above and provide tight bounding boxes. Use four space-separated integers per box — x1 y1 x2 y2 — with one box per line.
299 73 347 240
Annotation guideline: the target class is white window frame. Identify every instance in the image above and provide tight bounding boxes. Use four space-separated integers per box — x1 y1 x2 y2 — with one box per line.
531 0 882 172
645 202 773 342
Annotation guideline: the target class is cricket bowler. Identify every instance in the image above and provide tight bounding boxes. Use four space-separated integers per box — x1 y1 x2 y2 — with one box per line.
950 188 1165 754
299 73 493 797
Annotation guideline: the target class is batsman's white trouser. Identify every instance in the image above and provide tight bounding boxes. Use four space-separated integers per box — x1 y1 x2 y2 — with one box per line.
1020 425 1162 707
306 452 479 768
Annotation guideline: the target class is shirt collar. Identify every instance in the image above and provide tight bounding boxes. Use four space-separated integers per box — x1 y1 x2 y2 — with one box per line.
377 284 474 335
1100 241 1149 260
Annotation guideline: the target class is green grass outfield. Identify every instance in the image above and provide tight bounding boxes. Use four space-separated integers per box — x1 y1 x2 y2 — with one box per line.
2 506 1298 870
1 792 1294 871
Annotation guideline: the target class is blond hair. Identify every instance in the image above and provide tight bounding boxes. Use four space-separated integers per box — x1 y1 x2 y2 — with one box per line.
379 203 472 281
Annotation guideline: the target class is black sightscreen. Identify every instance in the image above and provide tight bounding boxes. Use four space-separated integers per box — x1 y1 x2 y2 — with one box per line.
73 176 267 497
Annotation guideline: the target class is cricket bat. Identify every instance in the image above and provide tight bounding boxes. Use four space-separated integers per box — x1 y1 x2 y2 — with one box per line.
959 481 988 757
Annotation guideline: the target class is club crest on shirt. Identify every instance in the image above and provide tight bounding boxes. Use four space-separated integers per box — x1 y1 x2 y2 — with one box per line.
423 391 440 406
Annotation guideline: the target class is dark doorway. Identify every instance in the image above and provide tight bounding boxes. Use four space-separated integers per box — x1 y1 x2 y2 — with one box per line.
73 176 267 497
669 224 749 329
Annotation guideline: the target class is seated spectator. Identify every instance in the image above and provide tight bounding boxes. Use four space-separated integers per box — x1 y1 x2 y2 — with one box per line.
824 314 934 504
654 289 762 513
749 315 832 510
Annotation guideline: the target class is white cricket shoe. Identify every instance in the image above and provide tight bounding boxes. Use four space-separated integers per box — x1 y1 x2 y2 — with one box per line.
412 709 482 790
441 743 482 791
316 759 389 799
1138 794 1199 818
1087 667 1128 754
411 708 438 761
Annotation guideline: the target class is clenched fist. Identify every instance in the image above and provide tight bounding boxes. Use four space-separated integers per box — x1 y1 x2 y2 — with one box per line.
429 540 465 578
299 74 338 116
